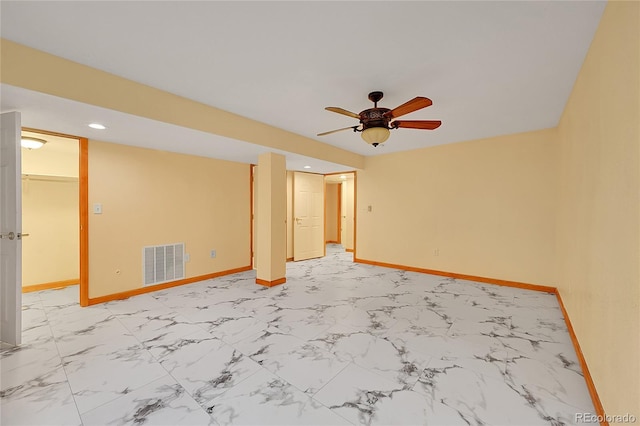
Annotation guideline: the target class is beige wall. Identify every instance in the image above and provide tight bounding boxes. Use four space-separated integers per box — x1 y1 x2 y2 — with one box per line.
22 177 79 286
357 128 557 285
325 183 339 242
88 141 251 298
555 1 639 416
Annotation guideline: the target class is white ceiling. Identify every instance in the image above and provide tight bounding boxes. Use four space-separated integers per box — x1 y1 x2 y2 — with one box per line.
4 85 350 174
0 1 605 172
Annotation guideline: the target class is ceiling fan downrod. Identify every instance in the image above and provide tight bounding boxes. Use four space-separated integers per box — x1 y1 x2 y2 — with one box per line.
368 91 384 108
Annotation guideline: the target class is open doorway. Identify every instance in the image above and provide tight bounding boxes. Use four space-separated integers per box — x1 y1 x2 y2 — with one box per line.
20 129 82 307
324 172 355 254
251 169 356 267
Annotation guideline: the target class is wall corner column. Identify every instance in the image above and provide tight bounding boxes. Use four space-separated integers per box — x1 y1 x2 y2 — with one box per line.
255 152 286 287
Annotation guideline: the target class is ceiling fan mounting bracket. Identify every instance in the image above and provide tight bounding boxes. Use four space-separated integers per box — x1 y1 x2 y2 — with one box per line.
367 91 384 107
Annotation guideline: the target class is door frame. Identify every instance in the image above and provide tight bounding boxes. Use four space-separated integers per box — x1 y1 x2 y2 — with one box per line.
323 171 357 255
21 128 89 306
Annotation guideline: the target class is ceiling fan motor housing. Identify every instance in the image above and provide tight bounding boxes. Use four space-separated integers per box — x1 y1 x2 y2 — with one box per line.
359 108 391 130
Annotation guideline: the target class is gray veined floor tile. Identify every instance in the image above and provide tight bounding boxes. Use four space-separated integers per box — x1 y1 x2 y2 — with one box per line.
0 364 81 426
104 292 171 316
62 339 168 414
313 362 428 426
205 368 352 426
80 374 214 426
206 315 271 345
0 335 60 375
157 330 263 408
311 324 429 389
259 341 350 395
115 308 206 360
3 244 596 426
251 303 336 340
52 316 138 358
412 354 593 425
234 327 309 362
504 354 595 414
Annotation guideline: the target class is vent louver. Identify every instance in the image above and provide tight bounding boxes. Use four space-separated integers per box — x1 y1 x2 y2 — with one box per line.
143 243 185 286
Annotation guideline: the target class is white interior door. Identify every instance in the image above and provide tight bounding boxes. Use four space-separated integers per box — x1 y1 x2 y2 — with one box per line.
293 172 324 261
1 111 22 346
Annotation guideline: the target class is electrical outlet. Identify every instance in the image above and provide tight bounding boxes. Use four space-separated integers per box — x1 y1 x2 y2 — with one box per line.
434 248 440 256
184 253 190 262
210 250 216 258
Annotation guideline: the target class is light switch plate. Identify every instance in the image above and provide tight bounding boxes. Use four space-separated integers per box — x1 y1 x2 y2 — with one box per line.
93 203 102 214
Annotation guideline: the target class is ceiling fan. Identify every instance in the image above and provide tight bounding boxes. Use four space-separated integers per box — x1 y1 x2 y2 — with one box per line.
318 91 441 147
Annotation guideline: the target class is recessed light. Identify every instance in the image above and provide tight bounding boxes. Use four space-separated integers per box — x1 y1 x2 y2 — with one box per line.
340 175 347 179
88 123 106 130
21 137 47 150
303 165 311 169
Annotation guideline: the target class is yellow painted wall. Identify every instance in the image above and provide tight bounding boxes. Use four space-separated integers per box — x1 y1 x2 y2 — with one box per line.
555 1 639 416
325 183 339 242
357 128 557 285
22 177 79 286
88 141 250 298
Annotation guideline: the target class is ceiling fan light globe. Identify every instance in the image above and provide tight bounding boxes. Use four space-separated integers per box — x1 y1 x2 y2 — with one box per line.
361 127 390 145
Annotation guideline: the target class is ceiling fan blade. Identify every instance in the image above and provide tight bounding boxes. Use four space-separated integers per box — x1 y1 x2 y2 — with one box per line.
317 126 359 136
393 120 442 130
384 97 433 119
325 107 361 119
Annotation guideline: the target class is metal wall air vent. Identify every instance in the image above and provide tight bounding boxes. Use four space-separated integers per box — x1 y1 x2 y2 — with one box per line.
143 243 184 286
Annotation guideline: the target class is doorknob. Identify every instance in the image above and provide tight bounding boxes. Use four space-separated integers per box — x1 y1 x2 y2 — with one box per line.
0 232 29 240
295 217 302 224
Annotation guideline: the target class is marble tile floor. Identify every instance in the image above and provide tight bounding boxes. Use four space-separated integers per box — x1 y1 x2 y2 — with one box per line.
1 244 596 425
